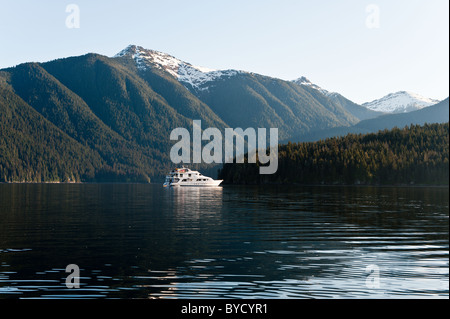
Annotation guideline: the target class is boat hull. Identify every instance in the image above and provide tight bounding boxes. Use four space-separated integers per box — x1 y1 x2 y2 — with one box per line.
164 180 223 187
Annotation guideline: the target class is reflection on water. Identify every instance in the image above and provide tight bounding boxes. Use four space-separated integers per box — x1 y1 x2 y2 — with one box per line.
165 186 223 219
0 184 448 299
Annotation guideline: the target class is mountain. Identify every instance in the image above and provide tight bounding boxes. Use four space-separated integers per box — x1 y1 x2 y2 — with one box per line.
1 45 446 182
115 45 241 94
292 98 449 142
362 91 440 114
356 97 449 131
0 77 107 182
292 76 382 121
292 76 329 95
0 53 223 182
115 45 360 140
0 45 368 182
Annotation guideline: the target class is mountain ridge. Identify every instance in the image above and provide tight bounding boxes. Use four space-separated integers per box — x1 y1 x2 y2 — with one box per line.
113 45 360 139
0 45 447 182
289 98 449 143
291 76 383 121
362 91 440 113
115 45 243 93
0 48 360 182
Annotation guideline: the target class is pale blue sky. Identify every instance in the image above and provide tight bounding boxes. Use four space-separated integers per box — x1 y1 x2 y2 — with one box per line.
0 0 448 104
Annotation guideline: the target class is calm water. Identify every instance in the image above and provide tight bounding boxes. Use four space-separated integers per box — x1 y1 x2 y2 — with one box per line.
0 184 448 299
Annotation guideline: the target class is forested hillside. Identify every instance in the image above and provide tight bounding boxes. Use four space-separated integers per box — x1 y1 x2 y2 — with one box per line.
0 82 107 182
219 123 449 185
0 49 367 183
0 47 447 183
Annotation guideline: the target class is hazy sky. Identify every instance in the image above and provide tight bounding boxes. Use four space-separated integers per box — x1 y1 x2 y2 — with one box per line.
0 0 448 104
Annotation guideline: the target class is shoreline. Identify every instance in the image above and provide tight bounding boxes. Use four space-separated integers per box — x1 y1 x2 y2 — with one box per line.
221 183 449 188
0 181 448 188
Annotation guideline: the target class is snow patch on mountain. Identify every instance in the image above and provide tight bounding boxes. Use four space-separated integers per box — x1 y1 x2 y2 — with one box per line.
362 91 440 113
115 45 242 91
292 77 330 95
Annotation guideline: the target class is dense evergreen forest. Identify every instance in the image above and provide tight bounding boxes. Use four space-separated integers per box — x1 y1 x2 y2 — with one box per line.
0 51 361 183
0 49 448 183
219 123 449 186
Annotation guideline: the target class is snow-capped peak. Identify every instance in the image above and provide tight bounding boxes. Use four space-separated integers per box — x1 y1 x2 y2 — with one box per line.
362 91 440 113
115 45 241 91
292 76 330 95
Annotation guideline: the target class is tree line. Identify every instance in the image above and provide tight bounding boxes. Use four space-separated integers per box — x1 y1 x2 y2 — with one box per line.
219 123 449 186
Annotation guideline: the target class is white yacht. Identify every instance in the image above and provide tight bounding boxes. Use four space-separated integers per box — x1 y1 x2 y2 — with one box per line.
163 167 223 187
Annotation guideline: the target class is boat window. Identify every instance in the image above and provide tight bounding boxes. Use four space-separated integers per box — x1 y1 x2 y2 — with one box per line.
182 179 187 182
